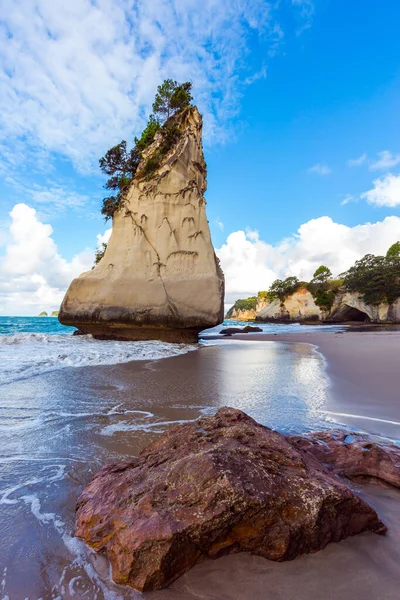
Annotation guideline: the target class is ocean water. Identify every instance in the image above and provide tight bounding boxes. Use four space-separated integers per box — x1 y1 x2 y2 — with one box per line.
0 316 345 386
0 316 348 599
0 317 198 386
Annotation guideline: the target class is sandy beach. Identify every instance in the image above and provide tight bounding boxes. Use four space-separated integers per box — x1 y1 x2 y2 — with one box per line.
1 329 400 599
227 330 400 439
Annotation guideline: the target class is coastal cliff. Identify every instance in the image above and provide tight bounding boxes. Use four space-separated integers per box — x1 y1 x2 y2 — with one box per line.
252 288 400 323
59 107 224 342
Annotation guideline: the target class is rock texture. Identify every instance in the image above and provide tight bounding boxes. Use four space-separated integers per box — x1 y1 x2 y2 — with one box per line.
291 429 400 488
327 292 400 323
59 107 224 342
76 408 386 592
255 288 400 324
257 288 323 323
227 307 257 321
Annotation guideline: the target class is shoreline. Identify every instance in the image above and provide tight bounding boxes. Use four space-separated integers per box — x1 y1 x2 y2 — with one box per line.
2 328 400 598
202 330 400 439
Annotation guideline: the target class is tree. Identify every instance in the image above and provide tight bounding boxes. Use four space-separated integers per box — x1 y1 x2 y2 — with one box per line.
387 241 400 259
99 79 193 220
311 265 332 285
268 276 300 304
308 265 336 310
134 115 161 153
342 253 400 304
152 79 192 123
94 243 107 265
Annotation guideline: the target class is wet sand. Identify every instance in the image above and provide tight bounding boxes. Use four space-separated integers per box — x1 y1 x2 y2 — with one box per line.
227 330 400 438
152 331 400 600
1 332 400 599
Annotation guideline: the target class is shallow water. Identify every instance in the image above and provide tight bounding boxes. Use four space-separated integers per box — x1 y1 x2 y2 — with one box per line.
0 318 395 600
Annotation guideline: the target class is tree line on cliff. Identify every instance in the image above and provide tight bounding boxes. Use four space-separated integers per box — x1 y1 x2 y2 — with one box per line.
99 80 193 222
228 241 400 317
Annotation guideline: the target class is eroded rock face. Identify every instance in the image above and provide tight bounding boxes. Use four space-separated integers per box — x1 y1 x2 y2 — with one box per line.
291 430 400 488
59 107 224 342
256 288 324 323
76 408 386 592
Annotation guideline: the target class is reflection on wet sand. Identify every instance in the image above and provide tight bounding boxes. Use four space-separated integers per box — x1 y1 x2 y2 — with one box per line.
1 339 399 599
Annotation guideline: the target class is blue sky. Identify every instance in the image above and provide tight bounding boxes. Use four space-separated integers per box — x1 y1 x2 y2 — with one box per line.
1 0 400 313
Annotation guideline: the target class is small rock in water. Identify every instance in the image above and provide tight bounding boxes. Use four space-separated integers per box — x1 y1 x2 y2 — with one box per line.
76 408 386 592
219 325 262 335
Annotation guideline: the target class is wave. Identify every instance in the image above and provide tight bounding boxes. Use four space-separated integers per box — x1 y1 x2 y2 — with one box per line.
0 333 197 385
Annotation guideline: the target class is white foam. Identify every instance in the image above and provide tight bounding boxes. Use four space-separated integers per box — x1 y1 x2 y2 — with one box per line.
0 333 197 385
100 417 196 436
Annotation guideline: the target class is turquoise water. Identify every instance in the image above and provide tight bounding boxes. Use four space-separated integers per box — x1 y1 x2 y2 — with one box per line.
0 315 72 336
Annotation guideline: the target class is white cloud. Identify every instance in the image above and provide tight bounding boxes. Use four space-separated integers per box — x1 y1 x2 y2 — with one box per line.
0 203 93 315
341 194 356 206
2 205 400 313
215 218 224 232
369 151 400 171
96 228 112 247
216 216 400 302
307 163 332 175
361 174 400 207
291 0 315 33
216 230 276 302
0 0 300 173
5 178 90 214
347 153 367 167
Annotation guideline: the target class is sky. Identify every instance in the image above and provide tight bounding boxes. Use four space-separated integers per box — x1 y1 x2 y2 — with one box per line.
1 0 400 314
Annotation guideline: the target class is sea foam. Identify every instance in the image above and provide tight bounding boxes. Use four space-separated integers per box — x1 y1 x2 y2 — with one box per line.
0 333 197 385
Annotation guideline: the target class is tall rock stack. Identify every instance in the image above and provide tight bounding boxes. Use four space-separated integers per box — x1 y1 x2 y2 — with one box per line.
59 107 224 342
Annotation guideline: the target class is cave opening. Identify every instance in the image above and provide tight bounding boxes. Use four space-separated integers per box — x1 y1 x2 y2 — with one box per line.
331 304 371 323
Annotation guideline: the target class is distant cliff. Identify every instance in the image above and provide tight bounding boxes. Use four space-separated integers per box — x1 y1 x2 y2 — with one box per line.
59 106 224 342
227 287 400 324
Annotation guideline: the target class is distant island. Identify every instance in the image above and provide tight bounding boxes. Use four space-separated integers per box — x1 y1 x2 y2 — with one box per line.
38 310 59 317
227 242 400 324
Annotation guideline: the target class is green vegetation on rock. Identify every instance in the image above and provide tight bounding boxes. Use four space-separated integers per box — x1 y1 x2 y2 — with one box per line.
94 243 107 265
38 311 48 317
267 277 300 305
99 80 193 221
50 311 59 317
226 297 257 318
307 265 337 310
341 244 400 305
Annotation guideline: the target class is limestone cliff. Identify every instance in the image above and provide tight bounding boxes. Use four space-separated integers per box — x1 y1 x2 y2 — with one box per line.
255 288 400 324
59 107 224 342
256 288 324 323
227 307 257 321
327 292 400 323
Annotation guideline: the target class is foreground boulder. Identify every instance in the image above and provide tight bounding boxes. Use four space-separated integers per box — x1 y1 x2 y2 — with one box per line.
76 408 385 591
291 429 400 488
59 107 224 342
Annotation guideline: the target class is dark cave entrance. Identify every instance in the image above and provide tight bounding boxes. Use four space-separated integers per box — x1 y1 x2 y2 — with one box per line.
330 304 371 323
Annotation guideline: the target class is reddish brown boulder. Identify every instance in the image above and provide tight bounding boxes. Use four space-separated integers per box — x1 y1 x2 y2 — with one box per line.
76 408 386 592
290 429 400 488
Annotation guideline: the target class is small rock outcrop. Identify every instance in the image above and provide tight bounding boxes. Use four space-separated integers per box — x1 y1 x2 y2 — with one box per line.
59 107 224 342
219 325 263 335
291 429 400 488
76 408 386 592
257 288 322 322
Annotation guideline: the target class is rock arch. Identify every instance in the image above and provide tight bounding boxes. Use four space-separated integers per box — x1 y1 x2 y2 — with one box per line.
328 303 371 323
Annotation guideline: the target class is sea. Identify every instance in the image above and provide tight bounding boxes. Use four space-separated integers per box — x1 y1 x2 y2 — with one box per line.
0 316 349 599
0 316 345 386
